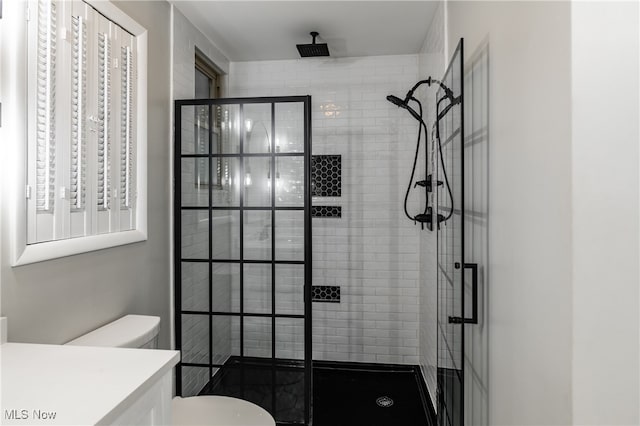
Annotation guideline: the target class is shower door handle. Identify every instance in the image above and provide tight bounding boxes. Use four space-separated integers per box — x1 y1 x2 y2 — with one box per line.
448 263 478 324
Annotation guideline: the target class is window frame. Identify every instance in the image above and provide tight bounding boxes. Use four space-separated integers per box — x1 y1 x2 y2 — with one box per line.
194 52 221 99
6 0 148 266
193 52 224 190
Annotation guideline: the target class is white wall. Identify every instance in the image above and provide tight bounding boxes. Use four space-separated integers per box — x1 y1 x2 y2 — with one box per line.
447 2 574 424
0 1 173 348
229 55 423 364
416 1 445 408
462 36 490 426
0 8 4 318
571 2 640 424
172 6 229 100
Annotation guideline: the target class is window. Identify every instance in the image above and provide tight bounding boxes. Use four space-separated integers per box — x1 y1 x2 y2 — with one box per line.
193 53 224 189
195 53 220 99
4 0 148 265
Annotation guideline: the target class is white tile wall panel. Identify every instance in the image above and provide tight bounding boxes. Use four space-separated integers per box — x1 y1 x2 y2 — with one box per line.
229 54 423 364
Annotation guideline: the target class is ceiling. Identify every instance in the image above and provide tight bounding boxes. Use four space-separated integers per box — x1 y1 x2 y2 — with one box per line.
171 1 439 62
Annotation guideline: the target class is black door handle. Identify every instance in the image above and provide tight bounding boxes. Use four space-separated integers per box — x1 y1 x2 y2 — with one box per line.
448 263 478 324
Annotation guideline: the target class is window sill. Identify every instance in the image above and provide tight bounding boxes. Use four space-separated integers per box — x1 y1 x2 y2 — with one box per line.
13 230 148 266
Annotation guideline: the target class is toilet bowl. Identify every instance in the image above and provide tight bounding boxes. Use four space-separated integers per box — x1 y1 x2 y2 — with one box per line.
173 396 275 426
66 315 276 426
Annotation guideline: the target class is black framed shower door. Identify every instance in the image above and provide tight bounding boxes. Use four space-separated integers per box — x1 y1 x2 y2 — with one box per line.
436 39 466 426
174 96 313 426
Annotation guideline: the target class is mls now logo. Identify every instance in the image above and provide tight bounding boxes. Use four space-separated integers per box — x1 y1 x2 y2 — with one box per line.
4 409 57 420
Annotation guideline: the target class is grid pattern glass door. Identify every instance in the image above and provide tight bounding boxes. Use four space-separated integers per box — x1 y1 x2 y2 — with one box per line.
436 40 465 426
175 96 312 426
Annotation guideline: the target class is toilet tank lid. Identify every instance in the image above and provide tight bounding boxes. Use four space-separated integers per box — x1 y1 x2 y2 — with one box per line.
66 315 160 348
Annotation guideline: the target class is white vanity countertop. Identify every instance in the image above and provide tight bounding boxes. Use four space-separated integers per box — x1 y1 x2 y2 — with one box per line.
0 342 179 425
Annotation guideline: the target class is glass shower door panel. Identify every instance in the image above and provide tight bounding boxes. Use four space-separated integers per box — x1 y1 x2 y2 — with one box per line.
275 210 305 261
176 96 312 425
437 39 465 426
181 262 209 312
212 104 240 154
243 103 272 153
180 105 209 155
212 157 240 207
275 264 305 316
243 263 272 314
275 102 304 153
211 263 240 313
244 157 272 207
276 156 305 207
181 158 209 207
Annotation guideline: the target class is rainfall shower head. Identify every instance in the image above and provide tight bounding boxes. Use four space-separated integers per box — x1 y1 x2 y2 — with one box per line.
297 32 330 57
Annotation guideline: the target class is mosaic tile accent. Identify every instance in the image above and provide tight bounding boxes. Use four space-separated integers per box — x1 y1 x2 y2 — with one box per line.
312 155 341 197
312 206 342 218
312 285 341 303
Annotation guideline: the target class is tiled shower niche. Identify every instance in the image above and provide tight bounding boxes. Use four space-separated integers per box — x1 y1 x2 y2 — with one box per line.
311 206 342 218
312 286 341 303
311 155 341 197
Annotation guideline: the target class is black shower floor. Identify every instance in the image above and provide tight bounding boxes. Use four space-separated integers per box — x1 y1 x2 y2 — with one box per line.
199 358 306 424
198 357 435 426
314 363 433 426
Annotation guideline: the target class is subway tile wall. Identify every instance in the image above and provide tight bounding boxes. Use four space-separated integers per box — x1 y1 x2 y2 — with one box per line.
229 54 425 364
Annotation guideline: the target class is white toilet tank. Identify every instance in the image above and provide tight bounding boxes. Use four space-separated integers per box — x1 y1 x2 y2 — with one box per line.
66 315 160 349
66 315 275 426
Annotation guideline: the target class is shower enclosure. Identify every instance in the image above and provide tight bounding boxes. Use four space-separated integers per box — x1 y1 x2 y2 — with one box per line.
174 96 312 425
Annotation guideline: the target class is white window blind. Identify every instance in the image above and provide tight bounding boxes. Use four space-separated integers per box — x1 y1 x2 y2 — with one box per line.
97 31 111 211
71 14 87 211
120 44 133 209
36 0 57 213
27 0 139 244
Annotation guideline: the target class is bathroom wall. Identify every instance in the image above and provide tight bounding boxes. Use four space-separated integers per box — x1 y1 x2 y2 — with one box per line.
571 2 639 423
0 10 4 316
171 6 232 396
0 0 173 348
416 2 445 407
228 55 424 364
446 2 573 424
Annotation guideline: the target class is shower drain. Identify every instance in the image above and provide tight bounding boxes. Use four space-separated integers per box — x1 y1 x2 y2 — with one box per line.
376 396 394 408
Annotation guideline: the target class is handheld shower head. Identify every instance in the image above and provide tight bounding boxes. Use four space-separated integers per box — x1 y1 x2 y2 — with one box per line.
386 95 406 108
386 94 423 122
